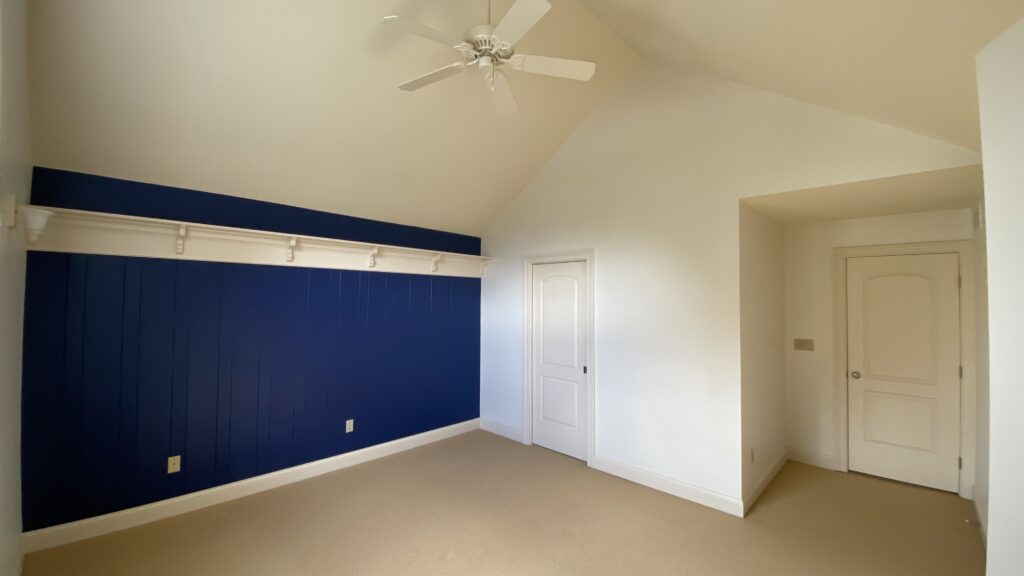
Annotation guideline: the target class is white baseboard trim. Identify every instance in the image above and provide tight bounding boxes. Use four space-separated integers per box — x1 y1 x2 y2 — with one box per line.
479 418 525 443
590 455 744 518
743 454 787 514
787 447 839 471
974 499 987 546
19 418 480 555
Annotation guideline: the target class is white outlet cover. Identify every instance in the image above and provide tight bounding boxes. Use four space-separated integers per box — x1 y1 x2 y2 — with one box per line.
345 419 354 433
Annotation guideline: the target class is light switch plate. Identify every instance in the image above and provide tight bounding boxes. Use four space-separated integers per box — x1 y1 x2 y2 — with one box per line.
345 419 355 434
167 455 182 474
794 338 815 352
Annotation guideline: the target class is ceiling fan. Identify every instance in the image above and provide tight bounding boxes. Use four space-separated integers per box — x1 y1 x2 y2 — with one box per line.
384 0 596 115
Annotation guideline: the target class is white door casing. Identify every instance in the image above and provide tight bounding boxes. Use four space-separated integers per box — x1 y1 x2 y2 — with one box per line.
532 261 589 460
847 254 961 492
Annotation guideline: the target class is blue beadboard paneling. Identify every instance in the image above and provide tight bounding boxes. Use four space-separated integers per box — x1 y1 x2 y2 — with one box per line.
30 167 481 256
21 253 481 531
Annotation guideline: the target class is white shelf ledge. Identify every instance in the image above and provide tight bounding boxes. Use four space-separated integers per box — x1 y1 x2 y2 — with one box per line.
23 206 490 279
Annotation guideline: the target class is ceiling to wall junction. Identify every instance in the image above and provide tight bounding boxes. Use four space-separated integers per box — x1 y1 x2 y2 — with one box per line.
580 0 1024 151
28 1 1020 235
28 0 635 236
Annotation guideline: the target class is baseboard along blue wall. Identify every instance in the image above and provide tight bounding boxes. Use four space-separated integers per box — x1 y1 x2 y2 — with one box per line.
21 171 481 531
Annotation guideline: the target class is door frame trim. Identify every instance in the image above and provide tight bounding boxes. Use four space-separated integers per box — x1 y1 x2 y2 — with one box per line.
832 240 976 498
523 250 596 464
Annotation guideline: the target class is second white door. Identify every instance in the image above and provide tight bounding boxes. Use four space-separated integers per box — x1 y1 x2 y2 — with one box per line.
532 261 589 460
847 253 961 492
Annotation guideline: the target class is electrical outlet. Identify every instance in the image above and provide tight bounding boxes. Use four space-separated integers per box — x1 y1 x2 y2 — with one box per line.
750 449 756 464
345 419 355 433
167 455 182 474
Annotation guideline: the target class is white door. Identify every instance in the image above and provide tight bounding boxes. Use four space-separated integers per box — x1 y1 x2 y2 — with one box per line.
847 254 961 491
532 261 589 460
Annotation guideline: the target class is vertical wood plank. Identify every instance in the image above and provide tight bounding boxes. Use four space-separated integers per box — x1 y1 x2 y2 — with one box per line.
184 262 222 492
56 256 88 527
214 265 236 485
135 260 177 507
228 264 260 482
117 259 142 510
20 253 69 530
266 267 298 472
336 270 361 455
80 257 126 519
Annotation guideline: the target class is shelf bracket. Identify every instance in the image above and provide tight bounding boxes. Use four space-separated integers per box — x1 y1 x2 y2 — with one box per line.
18 205 489 278
176 225 187 255
286 236 298 262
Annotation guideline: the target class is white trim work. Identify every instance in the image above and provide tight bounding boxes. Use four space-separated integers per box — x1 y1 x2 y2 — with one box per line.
479 419 526 443
787 448 839 471
23 206 491 278
974 499 988 545
19 419 480 555
831 241 978 499
591 456 745 517
743 455 788 514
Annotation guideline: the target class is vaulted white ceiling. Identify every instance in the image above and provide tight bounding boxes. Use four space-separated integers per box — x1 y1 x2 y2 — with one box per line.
28 0 634 236
28 1 1021 236
580 0 1024 150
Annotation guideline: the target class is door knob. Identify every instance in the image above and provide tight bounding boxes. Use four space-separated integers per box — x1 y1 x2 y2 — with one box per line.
851 371 862 379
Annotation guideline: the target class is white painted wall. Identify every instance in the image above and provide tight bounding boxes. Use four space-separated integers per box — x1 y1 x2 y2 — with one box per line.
973 206 990 540
0 0 31 572
480 62 980 512
739 204 786 504
783 209 976 468
976 18 1024 575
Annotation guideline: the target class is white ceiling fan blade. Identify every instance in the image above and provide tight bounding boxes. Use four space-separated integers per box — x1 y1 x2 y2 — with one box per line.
383 15 463 48
399 63 466 91
487 70 518 115
492 0 551 46
509 54 596 81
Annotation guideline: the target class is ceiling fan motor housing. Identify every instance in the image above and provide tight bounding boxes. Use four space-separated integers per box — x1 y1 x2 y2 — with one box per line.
465 24 514 61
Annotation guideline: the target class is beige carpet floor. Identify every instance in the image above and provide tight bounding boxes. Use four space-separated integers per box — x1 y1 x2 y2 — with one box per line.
22 430 985 576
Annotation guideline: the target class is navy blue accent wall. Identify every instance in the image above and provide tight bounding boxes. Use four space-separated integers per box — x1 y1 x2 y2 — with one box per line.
31 167 481 256
22 252 480 531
